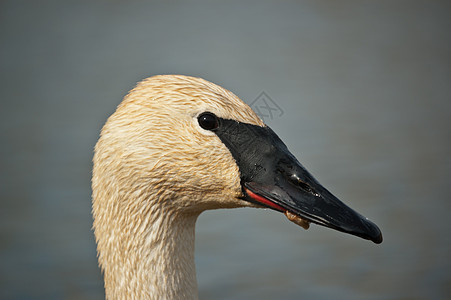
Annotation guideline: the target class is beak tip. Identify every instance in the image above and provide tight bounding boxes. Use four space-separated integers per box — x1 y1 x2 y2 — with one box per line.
372 229 383 244
371 232 383 244
364 219 383 244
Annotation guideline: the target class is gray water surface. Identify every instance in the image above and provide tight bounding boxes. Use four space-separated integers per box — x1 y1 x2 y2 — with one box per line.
1 1 450 299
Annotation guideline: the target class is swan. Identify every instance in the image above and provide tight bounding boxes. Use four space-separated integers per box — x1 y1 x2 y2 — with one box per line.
92 75 382 299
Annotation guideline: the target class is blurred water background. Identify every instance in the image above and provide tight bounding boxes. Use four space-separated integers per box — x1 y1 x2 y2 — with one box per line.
1 1 450 299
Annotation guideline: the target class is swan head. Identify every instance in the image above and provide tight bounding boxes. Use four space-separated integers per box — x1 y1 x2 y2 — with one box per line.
93 75 382 244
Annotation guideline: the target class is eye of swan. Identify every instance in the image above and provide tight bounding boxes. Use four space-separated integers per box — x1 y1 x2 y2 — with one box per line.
198 112 219 130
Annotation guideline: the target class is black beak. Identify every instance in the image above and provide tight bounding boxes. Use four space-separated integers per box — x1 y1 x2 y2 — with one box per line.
212 116 382 244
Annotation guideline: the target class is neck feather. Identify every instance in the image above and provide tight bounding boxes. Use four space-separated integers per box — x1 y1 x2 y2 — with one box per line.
95 204 200 300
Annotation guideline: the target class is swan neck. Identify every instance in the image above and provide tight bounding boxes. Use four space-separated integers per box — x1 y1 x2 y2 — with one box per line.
101 210 200 300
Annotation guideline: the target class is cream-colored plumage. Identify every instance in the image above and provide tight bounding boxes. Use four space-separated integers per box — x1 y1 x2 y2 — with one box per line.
92 75 265 299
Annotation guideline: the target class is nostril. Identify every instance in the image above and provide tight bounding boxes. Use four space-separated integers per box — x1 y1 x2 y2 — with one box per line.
289 174 319 197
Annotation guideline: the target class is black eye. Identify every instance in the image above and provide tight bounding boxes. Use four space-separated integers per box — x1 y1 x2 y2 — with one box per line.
198 112 219 130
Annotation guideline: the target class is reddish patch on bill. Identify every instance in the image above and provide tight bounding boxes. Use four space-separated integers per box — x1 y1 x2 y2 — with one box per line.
245 188 285 212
